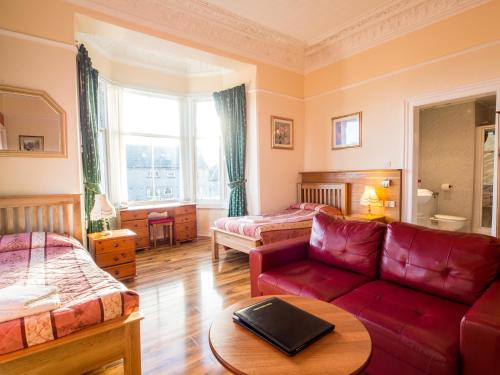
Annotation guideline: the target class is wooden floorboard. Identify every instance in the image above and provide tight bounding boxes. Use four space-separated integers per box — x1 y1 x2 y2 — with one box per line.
89 237 249 375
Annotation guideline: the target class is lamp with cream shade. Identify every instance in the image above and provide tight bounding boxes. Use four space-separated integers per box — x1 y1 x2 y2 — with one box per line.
360 185 379 215
90 194 116 236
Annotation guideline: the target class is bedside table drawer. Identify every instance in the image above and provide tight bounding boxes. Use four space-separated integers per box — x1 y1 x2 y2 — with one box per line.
105 262 136 280
96 247 135 268
94 237 135 254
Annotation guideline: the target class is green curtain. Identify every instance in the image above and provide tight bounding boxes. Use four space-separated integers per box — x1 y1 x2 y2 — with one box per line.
77 45 103 233
213 84 247 217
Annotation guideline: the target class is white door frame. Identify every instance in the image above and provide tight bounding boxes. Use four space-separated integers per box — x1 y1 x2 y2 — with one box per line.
403 78 500 235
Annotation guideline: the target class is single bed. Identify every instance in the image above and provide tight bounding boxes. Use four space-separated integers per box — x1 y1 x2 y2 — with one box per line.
0 194 142 375
211 183 348 259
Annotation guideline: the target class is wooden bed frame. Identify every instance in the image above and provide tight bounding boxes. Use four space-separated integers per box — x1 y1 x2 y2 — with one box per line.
211 182 348 259
0 194 143 375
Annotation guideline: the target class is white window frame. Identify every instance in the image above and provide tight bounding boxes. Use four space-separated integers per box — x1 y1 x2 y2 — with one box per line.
190 96 228 209
98 81 228 209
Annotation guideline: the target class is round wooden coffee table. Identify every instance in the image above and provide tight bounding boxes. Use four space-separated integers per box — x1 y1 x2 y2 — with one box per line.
209 295 371 375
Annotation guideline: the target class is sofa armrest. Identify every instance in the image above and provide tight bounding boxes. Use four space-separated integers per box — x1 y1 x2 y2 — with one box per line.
460 280 500 375
249 236 309 297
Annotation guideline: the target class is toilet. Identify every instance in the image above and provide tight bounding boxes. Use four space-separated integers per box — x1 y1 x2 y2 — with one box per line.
431 214 467 232
417 188 468 231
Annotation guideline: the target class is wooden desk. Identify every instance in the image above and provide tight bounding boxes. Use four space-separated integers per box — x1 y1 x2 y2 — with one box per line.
209 295 372 375
118 203 197 250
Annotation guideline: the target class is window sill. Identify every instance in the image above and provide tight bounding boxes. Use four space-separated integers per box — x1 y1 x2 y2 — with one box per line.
196 201 228 210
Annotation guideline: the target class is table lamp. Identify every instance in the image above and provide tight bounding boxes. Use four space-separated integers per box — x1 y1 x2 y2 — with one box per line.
90 194 116 236
360 185 379 215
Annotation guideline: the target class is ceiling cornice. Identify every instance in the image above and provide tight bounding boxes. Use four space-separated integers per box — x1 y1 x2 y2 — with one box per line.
305 0 490 72
69 0 306 73
68 0 490 74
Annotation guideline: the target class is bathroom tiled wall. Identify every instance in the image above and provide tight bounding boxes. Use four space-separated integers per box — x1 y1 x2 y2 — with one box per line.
419 102 475 230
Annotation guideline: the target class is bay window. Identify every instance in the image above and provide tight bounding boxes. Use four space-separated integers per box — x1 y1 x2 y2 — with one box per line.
98 82 226 207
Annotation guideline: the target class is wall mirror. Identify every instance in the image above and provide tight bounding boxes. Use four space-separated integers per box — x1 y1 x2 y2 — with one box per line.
0 85 67 157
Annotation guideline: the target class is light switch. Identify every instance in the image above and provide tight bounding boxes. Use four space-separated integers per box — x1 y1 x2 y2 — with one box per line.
384 201 396 208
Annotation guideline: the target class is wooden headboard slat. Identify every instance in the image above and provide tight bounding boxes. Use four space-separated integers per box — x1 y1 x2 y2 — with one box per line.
0 194 83 243
297 182 349 215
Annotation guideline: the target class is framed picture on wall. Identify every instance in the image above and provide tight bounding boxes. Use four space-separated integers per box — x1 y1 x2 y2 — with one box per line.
331 112 362 150
271 116 294 150
19 135 44 152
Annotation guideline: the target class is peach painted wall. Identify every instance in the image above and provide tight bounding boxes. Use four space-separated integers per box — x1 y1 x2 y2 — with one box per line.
303 0 500 174
256 91 304 213
0 34 81 195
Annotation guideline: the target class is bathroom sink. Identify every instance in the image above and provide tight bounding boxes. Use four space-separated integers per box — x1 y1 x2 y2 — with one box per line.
417 188 433 205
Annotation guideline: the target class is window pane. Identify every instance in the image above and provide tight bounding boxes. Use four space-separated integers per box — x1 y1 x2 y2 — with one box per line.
196 138 220 200
154 140 181 201
122 90 180 136
125 142 153 201
196 100 220 138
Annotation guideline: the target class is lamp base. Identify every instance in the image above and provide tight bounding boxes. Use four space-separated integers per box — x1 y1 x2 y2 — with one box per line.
100 230 112 237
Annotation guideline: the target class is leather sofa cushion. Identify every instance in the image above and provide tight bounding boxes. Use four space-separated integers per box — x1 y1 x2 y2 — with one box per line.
308 214 386 277
258 260 370 301
333 280 469 375
381 222 500 305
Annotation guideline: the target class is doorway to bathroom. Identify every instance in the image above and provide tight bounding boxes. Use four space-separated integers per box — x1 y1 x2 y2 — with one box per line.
404 81 500 236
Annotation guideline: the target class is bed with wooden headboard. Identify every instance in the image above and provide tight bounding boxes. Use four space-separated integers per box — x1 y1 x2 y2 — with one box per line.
210 182 349 259
0 194 143 375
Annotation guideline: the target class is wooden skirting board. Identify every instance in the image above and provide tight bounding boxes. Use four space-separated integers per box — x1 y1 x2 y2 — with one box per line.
300 169 402 222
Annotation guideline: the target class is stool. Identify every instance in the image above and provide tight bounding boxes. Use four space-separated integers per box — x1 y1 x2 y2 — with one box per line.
148 216 175 248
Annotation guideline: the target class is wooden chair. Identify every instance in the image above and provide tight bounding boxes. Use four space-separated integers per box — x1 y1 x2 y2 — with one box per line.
148 216 175 248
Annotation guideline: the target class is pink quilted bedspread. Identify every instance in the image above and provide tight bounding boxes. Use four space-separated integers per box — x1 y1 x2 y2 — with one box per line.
214 203 342 243
0 232 139 355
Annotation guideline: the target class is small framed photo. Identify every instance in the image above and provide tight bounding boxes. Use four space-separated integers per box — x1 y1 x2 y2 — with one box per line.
19 135 44 152
271 116 294 150
331 112 362 150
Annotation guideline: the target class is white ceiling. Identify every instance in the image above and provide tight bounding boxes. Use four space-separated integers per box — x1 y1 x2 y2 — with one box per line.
204 0 395 45
75 15 251 77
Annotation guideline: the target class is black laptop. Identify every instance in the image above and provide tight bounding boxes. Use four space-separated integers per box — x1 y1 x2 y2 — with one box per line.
232 297 335 356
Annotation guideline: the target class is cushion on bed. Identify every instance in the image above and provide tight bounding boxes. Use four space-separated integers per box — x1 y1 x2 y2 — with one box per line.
288 203 343 218
0 232 80 253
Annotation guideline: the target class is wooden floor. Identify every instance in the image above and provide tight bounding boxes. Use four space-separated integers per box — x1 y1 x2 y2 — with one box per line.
91 237 249 375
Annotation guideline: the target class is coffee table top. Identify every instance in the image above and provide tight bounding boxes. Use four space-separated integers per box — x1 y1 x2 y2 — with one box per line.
209 295 372 375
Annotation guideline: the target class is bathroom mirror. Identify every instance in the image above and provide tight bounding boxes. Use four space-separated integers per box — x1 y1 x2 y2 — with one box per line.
0 85 67 157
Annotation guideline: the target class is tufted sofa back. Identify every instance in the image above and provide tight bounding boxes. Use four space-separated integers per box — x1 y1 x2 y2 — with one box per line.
381 222 500 305
309 214 386 278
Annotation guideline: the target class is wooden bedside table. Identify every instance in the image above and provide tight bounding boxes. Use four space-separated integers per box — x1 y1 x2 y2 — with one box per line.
88 229 137 280
345 214 386 223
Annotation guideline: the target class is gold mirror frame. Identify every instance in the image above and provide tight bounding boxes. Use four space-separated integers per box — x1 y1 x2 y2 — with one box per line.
0 84 67 158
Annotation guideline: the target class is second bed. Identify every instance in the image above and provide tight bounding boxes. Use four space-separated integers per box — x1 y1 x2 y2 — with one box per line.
211 182 348 258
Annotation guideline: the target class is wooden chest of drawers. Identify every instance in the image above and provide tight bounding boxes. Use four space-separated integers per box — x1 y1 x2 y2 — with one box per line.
118 203 197 250
88 229 137 280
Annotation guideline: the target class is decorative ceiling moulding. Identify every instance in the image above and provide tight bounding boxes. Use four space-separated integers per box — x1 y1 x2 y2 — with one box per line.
68 0 489 74
76 32 232 77
305 0 490 72
68 0 306 73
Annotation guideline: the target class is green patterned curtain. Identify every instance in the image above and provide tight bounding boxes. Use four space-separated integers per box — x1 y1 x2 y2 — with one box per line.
213 84 247 217
77 45 103 233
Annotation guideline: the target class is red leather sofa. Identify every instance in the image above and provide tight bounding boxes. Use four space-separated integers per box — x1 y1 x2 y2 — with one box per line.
249 214 500 375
